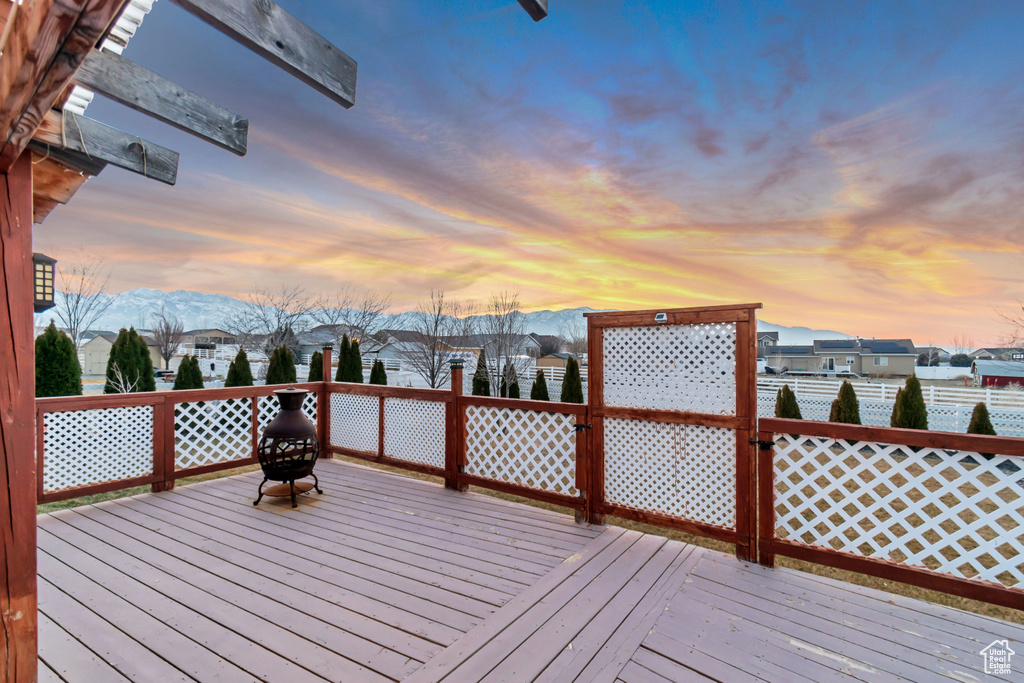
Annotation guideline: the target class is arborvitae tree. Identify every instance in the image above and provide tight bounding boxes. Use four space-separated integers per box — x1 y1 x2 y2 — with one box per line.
104 327 155 393
508 377 520 399
173 355 204 390
561 357 584 403
347 339 364 384
472 348 491 396
530 370 549 401
828 380 861 424
967 402 996 436
225 348 254 387
266 345 297 385
893 375 928 430
774 385 802 419
35 322 82 397
308 350 323 382
950 353 972 368
369 359 388 385
890 387 904 427
336 334 351 382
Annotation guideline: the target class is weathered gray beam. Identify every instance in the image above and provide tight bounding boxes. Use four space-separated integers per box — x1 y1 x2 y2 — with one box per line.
517 0 548 21
28 140 108 177
72 49 249 156
33 110 178 185
170 0 357 109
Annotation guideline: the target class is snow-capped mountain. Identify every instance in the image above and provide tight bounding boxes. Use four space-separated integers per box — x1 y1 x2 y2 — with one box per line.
35 287 849 343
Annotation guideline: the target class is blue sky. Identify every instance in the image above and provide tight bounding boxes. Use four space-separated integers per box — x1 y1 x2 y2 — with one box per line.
36 1 1024 342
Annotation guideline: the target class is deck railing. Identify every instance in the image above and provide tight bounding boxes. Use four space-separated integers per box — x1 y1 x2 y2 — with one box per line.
35 362 1024 610
758 418 1023 609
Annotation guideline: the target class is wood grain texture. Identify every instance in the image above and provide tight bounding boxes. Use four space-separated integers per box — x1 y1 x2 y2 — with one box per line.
73 49 249 155
170 0 357 108
0 0 129 170
32 110 178 185
0 152 37 682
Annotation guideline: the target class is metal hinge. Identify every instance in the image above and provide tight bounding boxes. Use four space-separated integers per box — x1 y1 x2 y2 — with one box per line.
574 424 593 433
750 438 777 449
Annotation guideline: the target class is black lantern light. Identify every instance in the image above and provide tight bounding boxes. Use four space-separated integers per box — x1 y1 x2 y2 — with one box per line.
254 387 322 508
33 253 56 313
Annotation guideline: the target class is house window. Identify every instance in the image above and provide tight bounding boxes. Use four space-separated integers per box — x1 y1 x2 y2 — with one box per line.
846 356 856 365
873 357 888 367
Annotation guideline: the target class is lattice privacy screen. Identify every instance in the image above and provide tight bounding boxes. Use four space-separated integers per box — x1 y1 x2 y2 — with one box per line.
604 418 736 528
257 392 318 437
603 323 736 414
465 406 577 495
175 399 252 470
383 398 445 469
330 393 378 453
774 435 1024 588
43 406 154 492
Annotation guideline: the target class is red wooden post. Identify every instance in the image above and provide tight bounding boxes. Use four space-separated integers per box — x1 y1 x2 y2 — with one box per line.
734 310 758 562
319 344 332 459
757 428 777 567
585 317 605 525
251 394 259 459
446 359 466 491
377 396 385 461
0 152 37 682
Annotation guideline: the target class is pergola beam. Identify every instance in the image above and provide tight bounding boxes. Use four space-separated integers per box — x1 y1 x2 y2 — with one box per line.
33 110 178 185
72 48 249 156
517 0 548 22
0 0 131 171
170 0 357 109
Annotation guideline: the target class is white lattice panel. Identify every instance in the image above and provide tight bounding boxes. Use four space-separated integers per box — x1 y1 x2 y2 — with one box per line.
384 398 445 469
603 323 736 414
774 435 1024 587
43 406 154 492
465 406 577 495
175 399 252 470
330 393 379 453
257 392 318 436
604 418 736 528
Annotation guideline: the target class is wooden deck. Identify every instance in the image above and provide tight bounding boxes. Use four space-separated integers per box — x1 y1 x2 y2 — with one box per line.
38 459 1023 682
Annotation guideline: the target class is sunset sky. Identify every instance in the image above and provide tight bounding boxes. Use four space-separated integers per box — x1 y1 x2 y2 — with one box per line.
35 1 1024 344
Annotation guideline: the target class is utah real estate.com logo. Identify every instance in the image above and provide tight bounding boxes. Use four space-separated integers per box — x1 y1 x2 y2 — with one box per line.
980 640 1015 676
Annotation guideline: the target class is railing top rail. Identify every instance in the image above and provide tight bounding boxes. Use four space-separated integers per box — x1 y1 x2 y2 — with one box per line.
585 306 758 328
761 417 1024 457
460 395 587 415
325 381 452 402
38 382 326 412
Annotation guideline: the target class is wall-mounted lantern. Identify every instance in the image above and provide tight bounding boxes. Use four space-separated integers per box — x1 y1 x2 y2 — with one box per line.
33 253 56 313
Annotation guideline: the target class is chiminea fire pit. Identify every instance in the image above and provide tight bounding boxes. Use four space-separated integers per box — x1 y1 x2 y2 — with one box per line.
254 387 322 508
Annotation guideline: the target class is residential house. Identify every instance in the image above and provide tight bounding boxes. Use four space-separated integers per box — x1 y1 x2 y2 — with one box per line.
756 331 779 358
181 328 236 350
81 332 163 376
762 345 817 372
536 352 576 369
915 345 951 365
529 333 564 355
764 338 918 377
969 348 1024 362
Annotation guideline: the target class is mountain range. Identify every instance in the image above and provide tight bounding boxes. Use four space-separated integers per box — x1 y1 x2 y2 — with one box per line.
35 288 850 346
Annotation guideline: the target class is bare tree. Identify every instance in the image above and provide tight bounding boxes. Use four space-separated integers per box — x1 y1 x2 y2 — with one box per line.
479 290 532 395
52 256 117 358
106 363 139 394
225 284 314 356
151 307 185 370
559 318 588 357
398 291 472 389
312 287 392 347
950 333 976 355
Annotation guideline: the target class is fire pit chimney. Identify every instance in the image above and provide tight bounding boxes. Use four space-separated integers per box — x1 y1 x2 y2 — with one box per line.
254 387 322 507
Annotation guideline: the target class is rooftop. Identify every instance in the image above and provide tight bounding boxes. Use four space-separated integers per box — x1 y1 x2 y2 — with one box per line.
37 460 1021 682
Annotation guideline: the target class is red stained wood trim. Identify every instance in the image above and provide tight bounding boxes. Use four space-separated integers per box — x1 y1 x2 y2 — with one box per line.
326 445 445 479
0 0 130 171
171 457 258 481
326 382 452 402
150 398 166 493
756 429 776 567
377 396 385 460
584 304 761 328
0 153 37 681
574 408 589 522
587 321 605 525
734 316 757 562
169 382 322 403
327 445 379 460
593 406 744 430
600 503 739 546
159 397 175 491
456 473 584 512
766 539 1024 611
250 395 259 461
760 417 1024 457
38 473 162 505
38 391 163 412
459 395 587 415
445 365 463 490
36 405 45 501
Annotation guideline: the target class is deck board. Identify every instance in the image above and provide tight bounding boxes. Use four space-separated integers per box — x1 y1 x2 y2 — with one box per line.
37 459 1024 682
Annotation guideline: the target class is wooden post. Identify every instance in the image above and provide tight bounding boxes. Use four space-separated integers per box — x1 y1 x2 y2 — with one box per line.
0 152 37 682
757 428 777 567
446 360 465 491
319 344 332 459
377 396 385 461
734 310 758 562
586 318 605 525
151 396 176 493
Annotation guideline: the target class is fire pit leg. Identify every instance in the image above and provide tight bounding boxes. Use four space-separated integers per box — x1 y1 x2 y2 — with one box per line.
311 473 323 494
290 481 298 508
254 478 268 506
